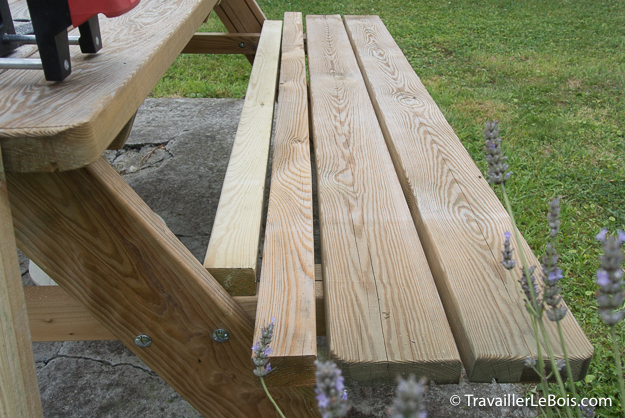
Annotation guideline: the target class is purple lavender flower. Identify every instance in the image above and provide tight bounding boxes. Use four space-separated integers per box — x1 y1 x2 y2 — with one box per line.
315 360 348 418
501 231 516 271
541 198 567 321
252 318 276 377
519 265 542 311
579 403 596 418
484 121 512 185
595 231 625 326
547 197 561 238
390 375 427 418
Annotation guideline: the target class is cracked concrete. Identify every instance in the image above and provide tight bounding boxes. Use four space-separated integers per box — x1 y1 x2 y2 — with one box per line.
24 98 536 417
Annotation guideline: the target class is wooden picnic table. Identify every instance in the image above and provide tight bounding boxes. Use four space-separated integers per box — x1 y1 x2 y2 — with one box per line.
0 0 593 416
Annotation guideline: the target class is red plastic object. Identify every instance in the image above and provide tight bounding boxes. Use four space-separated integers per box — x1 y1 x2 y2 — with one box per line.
67 0 140 27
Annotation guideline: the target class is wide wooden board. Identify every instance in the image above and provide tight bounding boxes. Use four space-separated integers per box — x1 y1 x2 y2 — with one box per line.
204 20 282 296
343 15 593 382
0 148 42 417
8 158 316 417
307 14 461 384
0 0 215 173
254 12 316 388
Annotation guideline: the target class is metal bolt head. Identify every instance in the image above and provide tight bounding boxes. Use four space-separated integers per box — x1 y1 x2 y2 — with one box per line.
238 42 245 48
95 36 100 46
134 334 152 347
63 60 70 71
212 329 229 343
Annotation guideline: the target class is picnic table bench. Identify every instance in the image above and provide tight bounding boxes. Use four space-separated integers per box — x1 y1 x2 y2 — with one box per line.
0 0 593 416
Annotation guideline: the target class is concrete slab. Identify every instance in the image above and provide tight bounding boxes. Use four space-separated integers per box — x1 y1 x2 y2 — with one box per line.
23 98 536 417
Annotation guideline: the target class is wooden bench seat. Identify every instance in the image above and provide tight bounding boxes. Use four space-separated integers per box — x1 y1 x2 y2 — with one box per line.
2 2 595 415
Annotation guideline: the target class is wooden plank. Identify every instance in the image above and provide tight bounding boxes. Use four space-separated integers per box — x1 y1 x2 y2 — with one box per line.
107 112 137 150
254 12 315 388
343 15 594 382
204 20 282 296
25 266 326 342
8 158 316 417
214 0 265 33
182 33 261 55
306 15 461 385
0 147 43 418
0 0 215 173
213 0 265 64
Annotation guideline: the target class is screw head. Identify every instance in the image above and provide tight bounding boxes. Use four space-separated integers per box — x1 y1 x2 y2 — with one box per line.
134 334 152 347
95 36 100 46
238 42 245 48
63 60 70 71
212 329 229 343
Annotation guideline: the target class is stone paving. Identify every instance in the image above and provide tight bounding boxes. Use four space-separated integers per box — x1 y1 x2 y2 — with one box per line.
20 98 536 418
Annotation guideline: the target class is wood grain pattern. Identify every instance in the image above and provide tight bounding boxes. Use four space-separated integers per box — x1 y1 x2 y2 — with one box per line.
8 157 317 417
0 0 216 173
307 15 461 384
343 15 593 382
0 148 43 417
214 0 265 33
182 33 261 55
204 20 282 297
254 12 316 388
25 266 326 342
213 0 265 64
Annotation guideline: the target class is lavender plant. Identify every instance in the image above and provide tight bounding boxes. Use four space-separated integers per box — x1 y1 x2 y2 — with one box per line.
485 122 574 417
251 318 285 418
389 375 427 418
315 360 349 418
595 230 625 415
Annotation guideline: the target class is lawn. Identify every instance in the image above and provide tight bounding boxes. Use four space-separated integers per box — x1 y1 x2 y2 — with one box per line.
153 0 625 416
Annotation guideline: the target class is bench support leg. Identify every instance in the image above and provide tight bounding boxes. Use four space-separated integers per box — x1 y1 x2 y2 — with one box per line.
7 157 316 417
0 147 43 418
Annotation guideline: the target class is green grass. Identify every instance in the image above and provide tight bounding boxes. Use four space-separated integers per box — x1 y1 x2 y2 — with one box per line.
153 0 625 415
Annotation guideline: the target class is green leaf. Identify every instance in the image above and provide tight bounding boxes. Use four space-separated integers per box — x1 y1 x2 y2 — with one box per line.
585 374 595 383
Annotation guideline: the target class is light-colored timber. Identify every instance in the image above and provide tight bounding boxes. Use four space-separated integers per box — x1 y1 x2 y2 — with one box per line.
306 14 461 384
107 112 137 150
204 20 282 296
182 33 261 55
214 0 266 63
8 158 316 417
343 15 593 382
0 0 215 173
254 12 316 388
25 265 326 342
215 0 266 34
0 148 42 418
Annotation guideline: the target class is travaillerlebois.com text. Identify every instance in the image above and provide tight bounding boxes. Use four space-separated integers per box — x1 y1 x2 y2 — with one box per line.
449 394 613 408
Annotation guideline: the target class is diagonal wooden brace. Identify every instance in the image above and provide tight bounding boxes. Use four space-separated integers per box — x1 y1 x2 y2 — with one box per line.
7 157 316 417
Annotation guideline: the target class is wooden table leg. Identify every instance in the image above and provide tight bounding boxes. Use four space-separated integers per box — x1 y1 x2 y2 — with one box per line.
7 157 316 417
0 147 43 418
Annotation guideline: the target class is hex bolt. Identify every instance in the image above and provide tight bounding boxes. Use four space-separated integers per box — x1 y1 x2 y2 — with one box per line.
134 334 152 348
95 36 100 46
238 42 245 48
212 329 229 343
63 60 70 71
